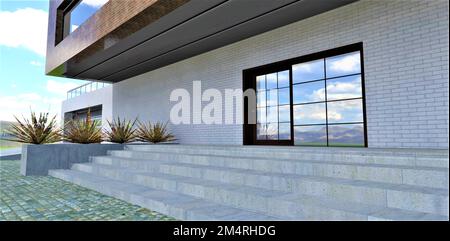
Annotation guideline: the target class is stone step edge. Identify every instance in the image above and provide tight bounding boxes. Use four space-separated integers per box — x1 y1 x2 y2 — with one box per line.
49 170 448 220
70 163 449 219
90 156 450 195
104 151 449 172
48 169 286 221
125 145 449 158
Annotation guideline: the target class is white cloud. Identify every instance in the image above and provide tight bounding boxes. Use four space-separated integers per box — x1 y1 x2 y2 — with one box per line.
46 80 80 96
0 93 63 123
81 0 109 8
0 79 86 122
329 53 360 73
71 25 79 32
30 60 43 67
0 8 48 56
293 62 313 73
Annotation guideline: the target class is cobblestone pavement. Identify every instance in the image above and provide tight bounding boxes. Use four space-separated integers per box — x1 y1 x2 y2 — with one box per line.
0 160 176 221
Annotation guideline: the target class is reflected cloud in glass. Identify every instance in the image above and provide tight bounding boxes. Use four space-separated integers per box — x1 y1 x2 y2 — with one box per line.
266 73 278 89
293 81 325 104
293 59 324 83
327 75 362 101
294 103 326 125
327 99 363 123
326 52 361 78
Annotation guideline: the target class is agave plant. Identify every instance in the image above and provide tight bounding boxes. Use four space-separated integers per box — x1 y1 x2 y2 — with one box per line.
64 110 102 144
136 121 176 143
5 111 61 144
104 117 137 143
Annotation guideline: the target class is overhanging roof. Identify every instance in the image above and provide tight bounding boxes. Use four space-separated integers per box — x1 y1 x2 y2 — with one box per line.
47 0 357 82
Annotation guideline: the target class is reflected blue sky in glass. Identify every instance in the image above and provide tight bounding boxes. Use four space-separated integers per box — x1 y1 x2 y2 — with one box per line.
278 105 290 123
267 89 278 106
70 1 108 32
294 103 326 125
257 75 265 90
326 75 362 101
277 71 290 88
267 106 278 123
266 73 277 89
293 81 325 104
257 91 266 107
293 59 324 83
327 99 363 124
278 88 290 105
326 51 361 78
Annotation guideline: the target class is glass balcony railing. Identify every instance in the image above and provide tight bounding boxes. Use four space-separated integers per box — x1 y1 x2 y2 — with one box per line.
67 82 110 100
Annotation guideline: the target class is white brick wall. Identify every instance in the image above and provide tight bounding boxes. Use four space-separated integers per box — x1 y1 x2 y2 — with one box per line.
113 0 449 148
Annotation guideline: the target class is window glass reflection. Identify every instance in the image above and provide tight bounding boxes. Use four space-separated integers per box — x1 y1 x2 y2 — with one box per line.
267 106 278 123
278 88 290 105
257 91 266 107
257 124 267 140
266 73 278 89
278 105 290 123
69 0 109 33
328 124 364 147
256 75 266 91
294 103 326 125
293 81 325 104
257 107 266 124
326 51 361 78
267 123 278 140
326 75 362 101
327 99 363 124
293 59 324 83
294 125 327 146
279 123 291 140
277 70 290 88
267 89 278 107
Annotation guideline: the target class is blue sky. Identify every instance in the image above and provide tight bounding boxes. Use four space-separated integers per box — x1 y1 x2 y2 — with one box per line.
0 0 104 122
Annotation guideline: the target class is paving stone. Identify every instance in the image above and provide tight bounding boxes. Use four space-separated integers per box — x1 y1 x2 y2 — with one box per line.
0 160 176 221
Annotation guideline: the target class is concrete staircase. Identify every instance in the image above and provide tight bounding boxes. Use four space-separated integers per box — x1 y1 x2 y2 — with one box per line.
49 145 449 220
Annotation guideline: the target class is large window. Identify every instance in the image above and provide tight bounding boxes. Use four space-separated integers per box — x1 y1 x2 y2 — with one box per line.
244 43 366 147
292 51 365 147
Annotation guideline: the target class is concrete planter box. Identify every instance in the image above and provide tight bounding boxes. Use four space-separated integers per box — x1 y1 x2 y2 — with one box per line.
20 143 124 176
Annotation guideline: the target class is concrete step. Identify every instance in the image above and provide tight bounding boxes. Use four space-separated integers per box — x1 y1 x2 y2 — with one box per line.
155 162 449 216
126 144 449 168
70 162 448 219
105 151 449 189
48 169 284 221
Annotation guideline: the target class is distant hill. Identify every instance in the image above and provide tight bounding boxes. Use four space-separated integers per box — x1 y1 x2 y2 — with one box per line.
295 125 364 145
0 120 17 136
0 120 21 149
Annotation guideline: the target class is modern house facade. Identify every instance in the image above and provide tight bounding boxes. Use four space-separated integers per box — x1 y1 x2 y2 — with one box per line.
46 0 449 220
48 0 449 149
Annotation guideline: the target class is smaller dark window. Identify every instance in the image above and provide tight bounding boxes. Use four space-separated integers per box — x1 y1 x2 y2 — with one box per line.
55 0 108 45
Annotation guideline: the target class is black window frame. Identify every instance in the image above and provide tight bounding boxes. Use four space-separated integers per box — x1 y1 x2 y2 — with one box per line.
243 42 368 147
55 0 81 45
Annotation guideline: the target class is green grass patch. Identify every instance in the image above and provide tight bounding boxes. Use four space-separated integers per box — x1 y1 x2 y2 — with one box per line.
0 140 21 150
